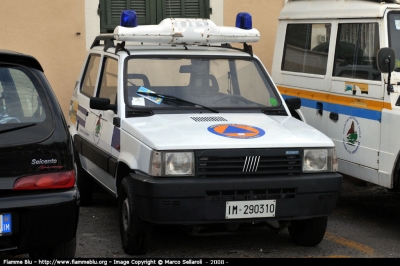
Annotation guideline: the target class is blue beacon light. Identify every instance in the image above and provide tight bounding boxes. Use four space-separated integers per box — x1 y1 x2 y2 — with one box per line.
120 10 138 27
235 12 252 30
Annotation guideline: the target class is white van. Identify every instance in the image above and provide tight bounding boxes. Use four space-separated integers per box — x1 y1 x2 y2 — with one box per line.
272 0 400 191
69 11 342 255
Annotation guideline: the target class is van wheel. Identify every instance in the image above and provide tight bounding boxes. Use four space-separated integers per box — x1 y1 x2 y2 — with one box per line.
288 216 328 246
391 157 400 192
118 177 152 255
29 237 76 258
75 155 94 206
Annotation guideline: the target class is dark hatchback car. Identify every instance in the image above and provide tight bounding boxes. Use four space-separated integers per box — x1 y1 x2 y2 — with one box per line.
0 50 79 258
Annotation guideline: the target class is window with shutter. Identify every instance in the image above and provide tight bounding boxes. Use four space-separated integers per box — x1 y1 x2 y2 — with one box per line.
100 0 210 33
99 0 152 33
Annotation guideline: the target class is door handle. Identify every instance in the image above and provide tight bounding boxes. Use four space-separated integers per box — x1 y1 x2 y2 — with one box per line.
316 102 323 116
329 112 339 121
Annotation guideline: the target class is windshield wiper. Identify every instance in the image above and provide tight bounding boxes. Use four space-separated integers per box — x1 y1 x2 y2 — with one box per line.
136 92 219 113
0 123 37 134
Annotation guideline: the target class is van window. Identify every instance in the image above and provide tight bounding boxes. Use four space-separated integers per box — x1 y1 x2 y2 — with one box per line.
81 54 101 97
333 23 380 81
98 57 118 105
282 23 331 75
388 12 400 71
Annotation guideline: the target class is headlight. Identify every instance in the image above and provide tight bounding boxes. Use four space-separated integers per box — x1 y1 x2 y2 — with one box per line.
149 151 194 176
164 152 194 176
303 149 338 173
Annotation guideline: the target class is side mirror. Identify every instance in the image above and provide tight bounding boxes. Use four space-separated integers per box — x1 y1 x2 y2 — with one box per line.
377 47 396 95
90 97 117 112
285 97 301 110
377 47 395 73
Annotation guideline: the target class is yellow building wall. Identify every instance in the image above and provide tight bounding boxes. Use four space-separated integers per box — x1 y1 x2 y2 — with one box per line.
224 0 284 73
0 0 87 117
0 1 284 117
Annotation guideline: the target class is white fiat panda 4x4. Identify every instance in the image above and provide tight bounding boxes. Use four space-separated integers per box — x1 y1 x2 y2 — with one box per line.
69 11 342 255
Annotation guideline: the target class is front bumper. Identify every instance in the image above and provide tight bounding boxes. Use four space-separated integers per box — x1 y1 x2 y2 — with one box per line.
130 172 342 224
0 188 79 255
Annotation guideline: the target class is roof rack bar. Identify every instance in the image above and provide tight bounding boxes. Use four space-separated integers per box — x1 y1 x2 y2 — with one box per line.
201 43 254 57
90 35 116 52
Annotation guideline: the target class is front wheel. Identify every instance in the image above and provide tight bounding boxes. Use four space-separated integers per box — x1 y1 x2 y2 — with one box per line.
118 177 153 255
288 216 328 246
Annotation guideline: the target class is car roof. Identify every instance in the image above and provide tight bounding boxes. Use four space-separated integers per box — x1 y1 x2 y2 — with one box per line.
0 49 43 72
279 0 397 20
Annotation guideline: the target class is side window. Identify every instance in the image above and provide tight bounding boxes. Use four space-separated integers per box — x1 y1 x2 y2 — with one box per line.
81 54 101 97
388 12 400 70
98 58 118 105
333 23 381 81
282 23 331 75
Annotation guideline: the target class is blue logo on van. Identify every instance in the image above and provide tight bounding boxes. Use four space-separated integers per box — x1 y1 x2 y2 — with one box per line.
286 151 299 155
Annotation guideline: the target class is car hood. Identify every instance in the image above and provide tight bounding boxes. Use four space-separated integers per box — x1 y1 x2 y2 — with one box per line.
122 113 334 150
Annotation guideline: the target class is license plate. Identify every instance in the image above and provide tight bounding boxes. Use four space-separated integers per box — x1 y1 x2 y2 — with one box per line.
225 200 276 219
0 213 12 235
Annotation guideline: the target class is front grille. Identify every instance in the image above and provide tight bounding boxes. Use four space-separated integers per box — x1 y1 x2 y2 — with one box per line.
206 188 296 201
196 149 302 178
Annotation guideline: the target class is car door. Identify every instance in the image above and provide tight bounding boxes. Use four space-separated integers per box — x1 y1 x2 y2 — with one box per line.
88 56 120 191
75 53 101 143
276 21 335 135
327 20 383 175
91 56 119 154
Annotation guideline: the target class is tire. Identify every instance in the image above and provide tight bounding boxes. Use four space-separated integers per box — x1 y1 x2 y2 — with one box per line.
391 156 400 192
75 154 94 206
29 237 76 259
288 216 328 246
118 177 153 255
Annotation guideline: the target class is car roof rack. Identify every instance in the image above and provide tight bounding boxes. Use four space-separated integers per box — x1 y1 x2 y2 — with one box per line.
90 34 254 57
90 35 116 52
206 43 253 57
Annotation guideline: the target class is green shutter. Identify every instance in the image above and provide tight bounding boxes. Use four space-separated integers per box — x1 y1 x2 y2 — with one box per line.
129 0 155 24
100 0 153 33
100 0 210 32
159 0 210 23
162 0 182 18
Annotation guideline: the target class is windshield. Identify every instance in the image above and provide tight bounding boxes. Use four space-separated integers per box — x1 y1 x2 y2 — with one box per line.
388 12 400 71
124 56 281 111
